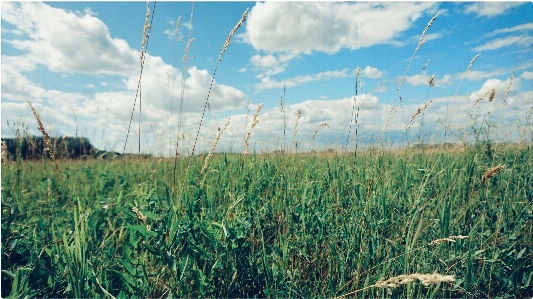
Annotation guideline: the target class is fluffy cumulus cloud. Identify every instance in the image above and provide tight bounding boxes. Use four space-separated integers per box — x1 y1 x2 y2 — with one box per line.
361 66 385 79
245 2 437 55
1 2 247 154
2 2 138 76
405 71 453 87
521 71 533 80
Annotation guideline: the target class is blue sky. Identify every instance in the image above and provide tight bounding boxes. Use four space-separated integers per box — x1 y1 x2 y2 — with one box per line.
1 1 532 156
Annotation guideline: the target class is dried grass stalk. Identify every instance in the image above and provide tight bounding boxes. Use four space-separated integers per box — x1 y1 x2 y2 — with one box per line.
466 53 481 75
504 72 514 104
140 1 151 61
375 273 455 288
219 8 248 61
200 117 231 176
428 74 435 87
410 101 432 123
429 235 468 246
481 164 504 186
415 12 440 51
243 104 263 156
1 141 7 165
293 109 302 140
488 88 495 102
28 101 56 162
474 88 496 106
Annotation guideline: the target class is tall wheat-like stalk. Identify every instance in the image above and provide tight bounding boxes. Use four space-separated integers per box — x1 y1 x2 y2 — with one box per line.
177 8 248 207
337 273 455 298
243 104 263 156
123 1 156 155
199 117 231 177
1 141 8 165
292 109 302 152
380 12 440 149
190 8 248 157
28 101 58 169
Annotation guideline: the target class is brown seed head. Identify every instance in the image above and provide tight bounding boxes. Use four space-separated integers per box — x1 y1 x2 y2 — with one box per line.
488 88 495 102
28 101 56 162
482 164 504 186
428 74 435 87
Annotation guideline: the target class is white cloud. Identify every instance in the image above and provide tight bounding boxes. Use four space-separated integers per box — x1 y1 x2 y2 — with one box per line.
255 69 350 90
468 78 522 103
1 64 45 101
520 71 533 80
362 66 385 79
473 35 533 51
249 52 298 77
466 69 511 81
464 2 525 17
372 85 388 93
1 2 248 155
2 2 138 76
405 71 453 87
485 22 533 37
245 2 437 55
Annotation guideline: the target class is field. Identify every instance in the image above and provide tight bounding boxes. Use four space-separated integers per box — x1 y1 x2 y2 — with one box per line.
2 3 533 299
2 143 532 298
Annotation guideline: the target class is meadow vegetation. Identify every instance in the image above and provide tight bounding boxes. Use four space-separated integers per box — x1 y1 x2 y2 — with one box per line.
2 5 532 299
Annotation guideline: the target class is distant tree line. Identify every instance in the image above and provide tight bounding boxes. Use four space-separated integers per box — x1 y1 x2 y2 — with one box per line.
1 136 156 161
2 136 101 160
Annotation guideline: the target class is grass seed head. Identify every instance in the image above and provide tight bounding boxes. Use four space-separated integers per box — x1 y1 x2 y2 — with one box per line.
429 235 468 246
466 53 481 75
482 164 504 186
488 88 496 102
28 101 56 162
504 72 514 104
375 273 455 288
410 100 432 123
219 8 248 61
132 207 147 222
200 117 230 176
1 141 7 165
140 1 151 61
243 103 263 156
428 74 435 87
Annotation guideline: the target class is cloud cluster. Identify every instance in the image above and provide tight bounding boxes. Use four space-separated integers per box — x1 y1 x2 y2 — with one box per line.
464 2 524 17
244 2 437 82
254 69 351 90
1 2 248 154
2 2 138 76
246 2 437 54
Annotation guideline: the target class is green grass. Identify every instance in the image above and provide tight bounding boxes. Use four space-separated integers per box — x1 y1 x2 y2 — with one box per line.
2 144 532 298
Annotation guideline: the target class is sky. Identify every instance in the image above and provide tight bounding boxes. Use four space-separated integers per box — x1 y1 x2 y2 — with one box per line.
1 1 532 156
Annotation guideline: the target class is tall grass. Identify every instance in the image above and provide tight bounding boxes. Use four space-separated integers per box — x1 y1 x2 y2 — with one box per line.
1 6 532 299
